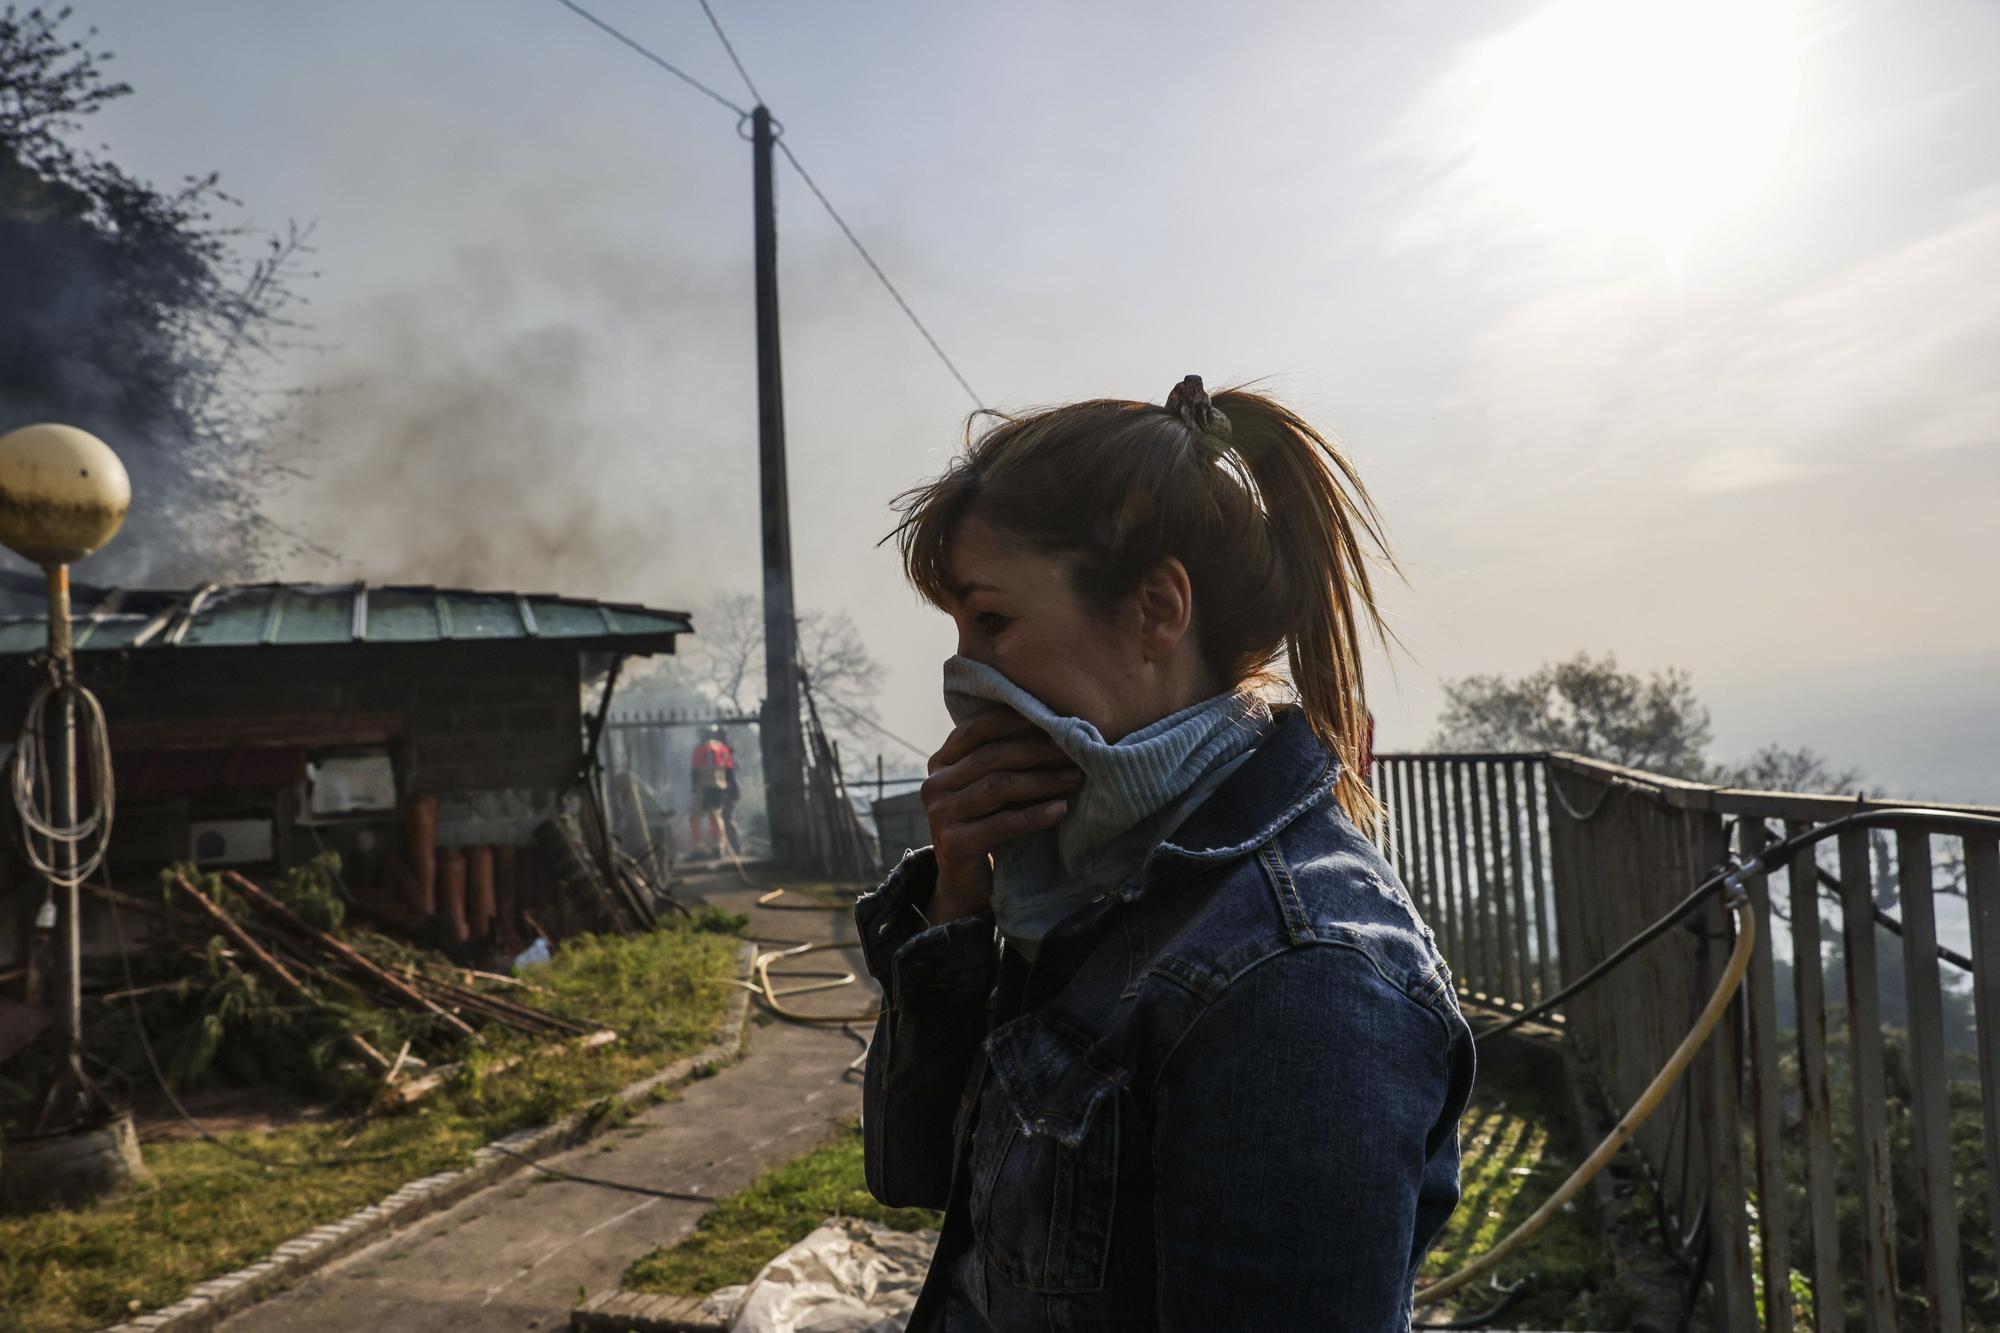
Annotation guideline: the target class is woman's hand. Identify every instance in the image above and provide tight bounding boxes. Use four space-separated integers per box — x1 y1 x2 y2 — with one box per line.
920 709 1081 923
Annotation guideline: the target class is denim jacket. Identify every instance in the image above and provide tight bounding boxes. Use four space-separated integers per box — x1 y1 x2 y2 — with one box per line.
856 707 1475 1332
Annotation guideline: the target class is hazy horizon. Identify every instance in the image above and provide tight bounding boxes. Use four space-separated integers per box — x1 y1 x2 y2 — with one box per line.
29 0 2000 802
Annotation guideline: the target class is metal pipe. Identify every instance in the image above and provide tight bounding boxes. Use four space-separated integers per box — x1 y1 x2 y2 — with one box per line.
47 564 83 1071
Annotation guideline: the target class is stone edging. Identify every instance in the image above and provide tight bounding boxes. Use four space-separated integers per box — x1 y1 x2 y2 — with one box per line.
101 941 756 1333
571 1289 727 1332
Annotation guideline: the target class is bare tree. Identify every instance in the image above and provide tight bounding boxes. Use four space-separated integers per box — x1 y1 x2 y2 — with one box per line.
683 592 763 716
679 591 886 748
1712 744 1862 795
1430 652 1714 779
1433 653 1866 798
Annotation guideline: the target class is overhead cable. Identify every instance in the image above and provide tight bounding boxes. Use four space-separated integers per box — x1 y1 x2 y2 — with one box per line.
809 690 934 762
773 141 986 409
696 0 764 106
549 0 749 117
692 0 987 409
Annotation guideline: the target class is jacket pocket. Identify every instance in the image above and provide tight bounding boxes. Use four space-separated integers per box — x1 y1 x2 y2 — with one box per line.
969 1015 1126 1294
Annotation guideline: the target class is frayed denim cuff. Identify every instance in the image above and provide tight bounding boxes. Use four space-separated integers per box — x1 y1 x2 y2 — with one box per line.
855 847 998 1003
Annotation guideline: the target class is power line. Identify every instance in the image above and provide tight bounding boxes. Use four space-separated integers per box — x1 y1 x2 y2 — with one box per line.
691 0 987 410
774 140 985 410
811 690 933 762
548 0 987 410
696 0 763 106
549 0 748 117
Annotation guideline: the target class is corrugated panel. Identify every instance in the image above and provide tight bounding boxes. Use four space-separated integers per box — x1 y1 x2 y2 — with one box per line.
527 599 616 638
0 621 51 653
363 588 441 642
601 605 686 637
444 594 525 639
269 586 354 645
177 586 275 647
0 583 690 654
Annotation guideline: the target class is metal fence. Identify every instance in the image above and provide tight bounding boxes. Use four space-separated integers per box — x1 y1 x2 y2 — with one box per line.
600 711 763 862
1372 751 2000 1333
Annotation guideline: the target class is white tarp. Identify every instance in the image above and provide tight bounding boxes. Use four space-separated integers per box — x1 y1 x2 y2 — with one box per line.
703 1217 938 1333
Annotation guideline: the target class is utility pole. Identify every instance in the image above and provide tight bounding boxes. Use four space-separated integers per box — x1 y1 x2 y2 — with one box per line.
751 104 807 864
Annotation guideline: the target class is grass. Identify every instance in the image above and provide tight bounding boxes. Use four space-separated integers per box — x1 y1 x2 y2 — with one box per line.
0 920 741 1333
1417 1048 1632 1329
622 1121 937 1298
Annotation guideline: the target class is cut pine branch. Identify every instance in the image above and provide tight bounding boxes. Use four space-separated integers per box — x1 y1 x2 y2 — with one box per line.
222 870 483 1044
169 874 392 1073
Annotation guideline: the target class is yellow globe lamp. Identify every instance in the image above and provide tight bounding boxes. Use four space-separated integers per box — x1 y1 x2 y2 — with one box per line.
0 423 131 567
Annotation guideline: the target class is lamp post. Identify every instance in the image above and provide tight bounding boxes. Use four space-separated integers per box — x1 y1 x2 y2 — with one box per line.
0 422 143 1211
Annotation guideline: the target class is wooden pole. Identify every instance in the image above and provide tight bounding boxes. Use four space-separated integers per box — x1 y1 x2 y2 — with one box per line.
752 103 807 868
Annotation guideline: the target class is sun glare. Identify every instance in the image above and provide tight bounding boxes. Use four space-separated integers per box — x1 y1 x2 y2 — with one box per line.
1471 0 1801 262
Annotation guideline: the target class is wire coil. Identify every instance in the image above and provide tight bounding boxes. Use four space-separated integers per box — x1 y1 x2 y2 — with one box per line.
12 667 116 890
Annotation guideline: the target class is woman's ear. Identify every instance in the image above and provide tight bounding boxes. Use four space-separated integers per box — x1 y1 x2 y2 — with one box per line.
1135 557 1195 661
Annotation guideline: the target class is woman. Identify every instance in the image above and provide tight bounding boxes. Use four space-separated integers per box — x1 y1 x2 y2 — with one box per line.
857 377 1473 1331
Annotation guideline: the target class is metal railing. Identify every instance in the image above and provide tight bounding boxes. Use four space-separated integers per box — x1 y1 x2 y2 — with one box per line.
1372 751 2000 1333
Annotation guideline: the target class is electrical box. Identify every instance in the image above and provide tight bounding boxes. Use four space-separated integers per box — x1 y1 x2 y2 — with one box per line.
190 819 274 866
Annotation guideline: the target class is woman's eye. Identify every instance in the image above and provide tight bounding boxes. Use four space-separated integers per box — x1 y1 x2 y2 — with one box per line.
977 612 1010 636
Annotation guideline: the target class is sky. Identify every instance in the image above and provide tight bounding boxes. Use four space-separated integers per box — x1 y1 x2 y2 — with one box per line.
62 0 2000 800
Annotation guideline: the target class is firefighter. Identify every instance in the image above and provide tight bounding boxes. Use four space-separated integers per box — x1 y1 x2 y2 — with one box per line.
688 726 736 857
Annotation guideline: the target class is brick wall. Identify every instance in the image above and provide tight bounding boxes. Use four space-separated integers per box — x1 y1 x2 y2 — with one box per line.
0 641 593 964
22 640 589 797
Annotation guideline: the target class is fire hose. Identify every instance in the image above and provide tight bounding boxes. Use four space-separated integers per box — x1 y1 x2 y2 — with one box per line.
1415 890 1754 1308
1415 803 2000 1310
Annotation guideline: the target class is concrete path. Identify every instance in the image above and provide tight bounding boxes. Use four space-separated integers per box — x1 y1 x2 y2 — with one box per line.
219 876 872 1332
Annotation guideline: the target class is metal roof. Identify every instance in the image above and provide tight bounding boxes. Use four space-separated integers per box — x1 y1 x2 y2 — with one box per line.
0 582 692 656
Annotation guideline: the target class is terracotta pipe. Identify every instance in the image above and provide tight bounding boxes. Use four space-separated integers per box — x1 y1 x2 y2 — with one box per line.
404 795 438 916
493 845 519 947
436 847 468 944
466 845 495 940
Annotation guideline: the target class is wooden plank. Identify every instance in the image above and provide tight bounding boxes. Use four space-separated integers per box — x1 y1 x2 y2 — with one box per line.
1712 788 2000 822
1530 750 2000 821
1408 764 1433 946
1837 828 1902 1332
1739 818 1793 1333
1968 835 2000 1295
1787 822 1843 1332
1476 760 1501 999
1503 761 1533 1010
1382 759 1401 870
1893 828 1963 1331
1392 762 1419 914
1699 815 1756 1333
109 714 403 751
1526 762 1554 1001
1449 762 1482 995
1482 760 1515 1002
1432 764 1464 972
1366 761 1384 851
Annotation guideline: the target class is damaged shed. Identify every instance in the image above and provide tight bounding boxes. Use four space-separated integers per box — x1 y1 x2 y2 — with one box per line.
0 580 691 971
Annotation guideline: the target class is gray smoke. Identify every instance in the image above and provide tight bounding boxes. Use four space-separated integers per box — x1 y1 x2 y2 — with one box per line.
266 238 760 609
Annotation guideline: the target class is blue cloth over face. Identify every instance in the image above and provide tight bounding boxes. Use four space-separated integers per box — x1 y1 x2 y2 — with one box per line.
940 655 1274 948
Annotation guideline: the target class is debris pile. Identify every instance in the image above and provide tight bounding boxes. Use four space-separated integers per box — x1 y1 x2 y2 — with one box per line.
76 857 612 1111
